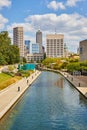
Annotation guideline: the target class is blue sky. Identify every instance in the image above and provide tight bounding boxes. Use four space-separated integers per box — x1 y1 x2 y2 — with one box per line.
0 0 87 52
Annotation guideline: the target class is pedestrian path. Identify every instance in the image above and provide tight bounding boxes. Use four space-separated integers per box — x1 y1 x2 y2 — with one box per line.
0 70 41 119
60 71 87 98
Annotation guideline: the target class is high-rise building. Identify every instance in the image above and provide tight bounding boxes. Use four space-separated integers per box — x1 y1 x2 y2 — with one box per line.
13 27 24 58
36 30 42 44
36 30 42 53
46 34 64 57
25 40 30 55
79 39 87 61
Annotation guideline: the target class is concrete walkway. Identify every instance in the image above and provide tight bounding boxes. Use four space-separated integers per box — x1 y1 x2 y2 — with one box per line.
0 70 41 119
60 71 87 98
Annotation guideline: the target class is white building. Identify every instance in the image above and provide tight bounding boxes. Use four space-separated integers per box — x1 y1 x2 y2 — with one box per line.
46 34 64 58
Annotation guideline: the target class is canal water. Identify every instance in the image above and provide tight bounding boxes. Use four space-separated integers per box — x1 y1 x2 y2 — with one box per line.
0 71 87 130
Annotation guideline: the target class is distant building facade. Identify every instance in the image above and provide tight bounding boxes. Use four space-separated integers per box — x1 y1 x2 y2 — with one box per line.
24 40 30 55
36 30 43 53
46 34 64 58
24 41 44 62
36 30 42 44
79 39 87 61
26 53 44 63
30 43 39 54
64 43 69 58
13 27 24 58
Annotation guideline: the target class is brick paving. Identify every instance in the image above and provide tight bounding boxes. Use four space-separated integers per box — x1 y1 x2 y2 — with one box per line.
75 76 87 84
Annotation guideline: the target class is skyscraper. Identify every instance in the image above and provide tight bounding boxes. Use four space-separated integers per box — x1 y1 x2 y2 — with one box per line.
36 30 42 53
13 27 24 58
46 34 64 58
36 30 42 44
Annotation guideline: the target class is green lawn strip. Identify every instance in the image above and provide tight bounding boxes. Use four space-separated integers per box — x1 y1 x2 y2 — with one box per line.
0 73 12 84
0 73 21 90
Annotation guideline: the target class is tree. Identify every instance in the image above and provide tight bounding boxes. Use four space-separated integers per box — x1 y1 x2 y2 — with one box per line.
67 62 80 73
8 45 20 64
23 57 27 63
0 31 11 46
0 31 20 65
0 53 7 65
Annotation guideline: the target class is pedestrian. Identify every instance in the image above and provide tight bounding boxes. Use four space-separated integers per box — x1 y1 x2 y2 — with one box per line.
18 86 20 91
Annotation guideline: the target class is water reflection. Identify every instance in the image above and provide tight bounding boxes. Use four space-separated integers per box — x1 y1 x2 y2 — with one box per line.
55 77 64 88
0 94 28 130
79 94 87 108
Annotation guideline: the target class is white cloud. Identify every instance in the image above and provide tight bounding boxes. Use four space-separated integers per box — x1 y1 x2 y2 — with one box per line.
66 0 81 7
25 13 87 52
7 22 36 43
7 23 34 32
0 0 11 9
47 1 65 10
47 0 83 10
0 14 8 29
25 13 87 35
7 13 87 52
0 0 11 30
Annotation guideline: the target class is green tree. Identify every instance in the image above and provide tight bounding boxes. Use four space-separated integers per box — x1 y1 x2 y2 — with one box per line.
67 62 80 73
0 31 11 46
0 31 20 65
0 53 7 65
23 57 27 63
8 45 20 64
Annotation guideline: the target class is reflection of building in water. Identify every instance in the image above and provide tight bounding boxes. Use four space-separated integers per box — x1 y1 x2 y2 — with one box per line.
55 77 64 88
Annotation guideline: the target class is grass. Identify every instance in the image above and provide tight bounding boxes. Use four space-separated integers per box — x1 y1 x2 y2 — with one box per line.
0 73 21 90
0 66 2 68
17 70 34 77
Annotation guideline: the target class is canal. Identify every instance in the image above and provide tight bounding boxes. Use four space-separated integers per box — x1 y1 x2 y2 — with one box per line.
0 71 87 130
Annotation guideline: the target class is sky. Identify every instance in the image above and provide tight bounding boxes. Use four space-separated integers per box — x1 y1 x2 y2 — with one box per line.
0 0 87 53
